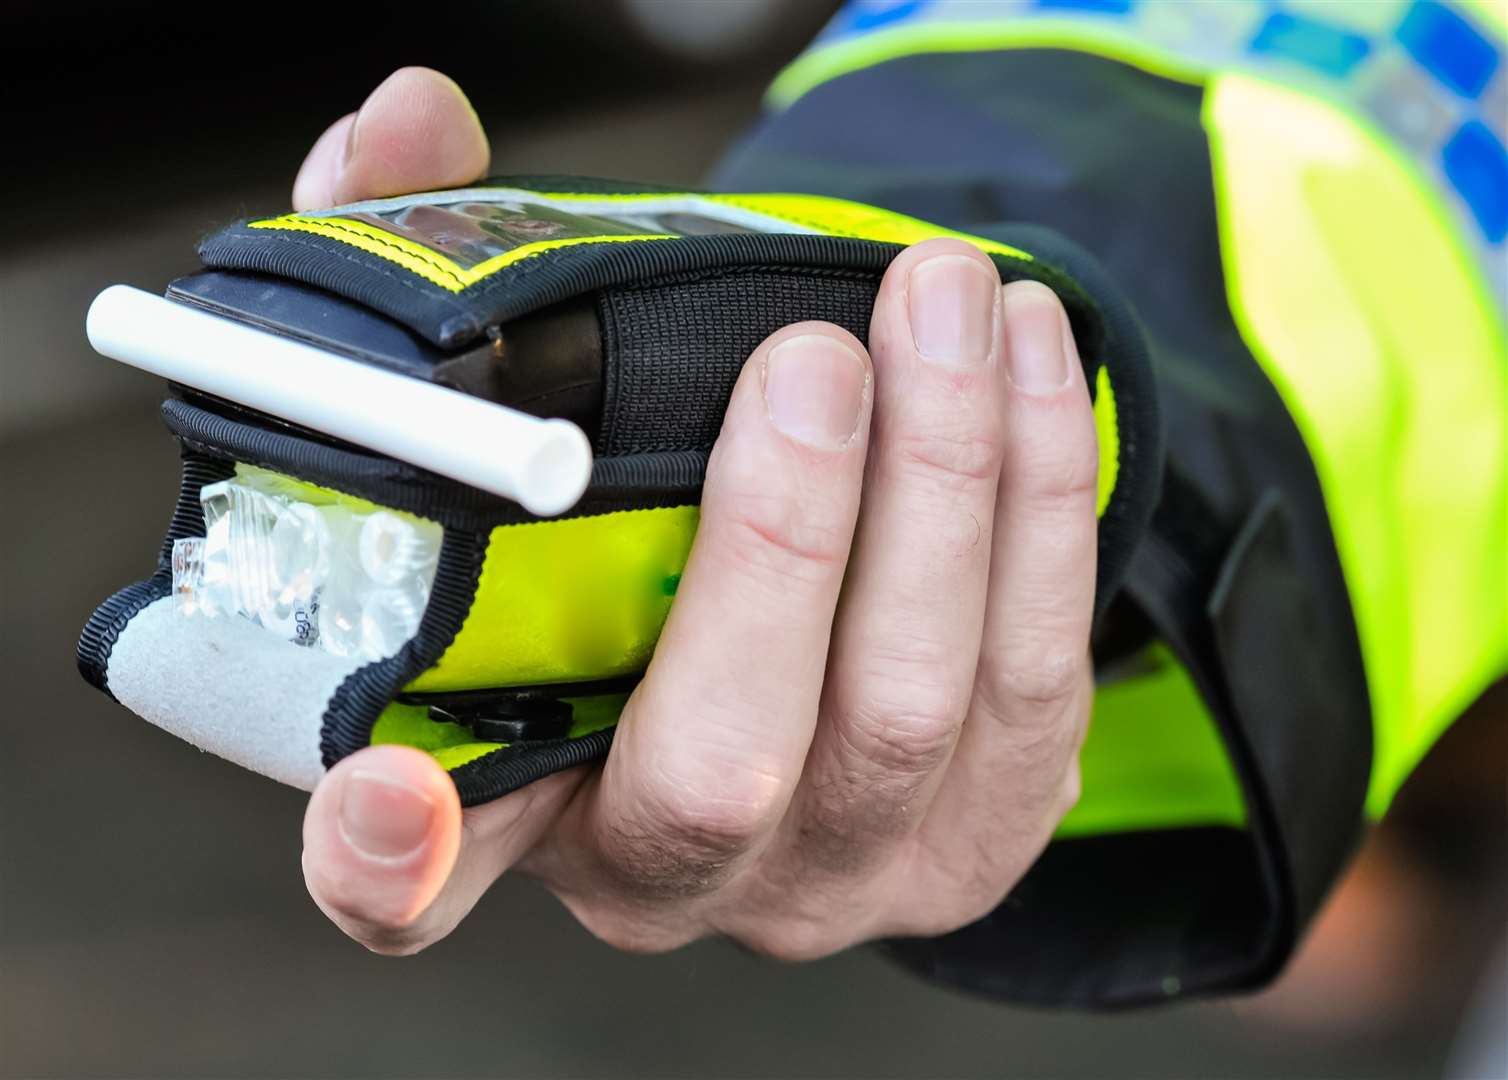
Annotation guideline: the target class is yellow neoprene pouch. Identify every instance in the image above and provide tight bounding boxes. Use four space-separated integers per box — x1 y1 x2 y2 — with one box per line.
78 176 1161 806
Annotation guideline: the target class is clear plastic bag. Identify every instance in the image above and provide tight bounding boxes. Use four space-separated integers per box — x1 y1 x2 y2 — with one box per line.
172 467 441 663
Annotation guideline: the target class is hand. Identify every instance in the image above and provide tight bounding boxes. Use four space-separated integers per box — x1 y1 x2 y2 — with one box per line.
298 68 1097 959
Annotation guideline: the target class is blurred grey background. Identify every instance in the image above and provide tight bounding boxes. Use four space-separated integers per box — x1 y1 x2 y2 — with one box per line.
2 2 1503 1076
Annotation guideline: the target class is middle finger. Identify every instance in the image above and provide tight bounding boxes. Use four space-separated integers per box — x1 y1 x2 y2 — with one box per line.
786 238 1007 868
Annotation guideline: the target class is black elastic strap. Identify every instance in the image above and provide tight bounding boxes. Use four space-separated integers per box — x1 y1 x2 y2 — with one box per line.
598 266 880 454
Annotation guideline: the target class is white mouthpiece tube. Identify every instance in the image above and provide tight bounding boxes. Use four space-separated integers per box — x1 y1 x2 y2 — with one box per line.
87 285 593 516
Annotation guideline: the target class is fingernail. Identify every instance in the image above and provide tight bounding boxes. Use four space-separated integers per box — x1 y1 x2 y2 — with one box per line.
907 254 999 369
1002 281 1071 393
338 770 436 860
763 335 868 449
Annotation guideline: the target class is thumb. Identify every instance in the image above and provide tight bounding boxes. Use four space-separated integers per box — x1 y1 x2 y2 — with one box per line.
302 744 583 955
301 744 462 953
292 66 490 211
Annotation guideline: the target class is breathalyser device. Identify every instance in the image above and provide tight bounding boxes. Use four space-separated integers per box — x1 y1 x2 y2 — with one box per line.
78 177 1157 805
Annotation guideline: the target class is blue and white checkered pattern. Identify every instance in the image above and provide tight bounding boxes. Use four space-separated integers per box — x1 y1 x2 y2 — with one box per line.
811 0 1507 297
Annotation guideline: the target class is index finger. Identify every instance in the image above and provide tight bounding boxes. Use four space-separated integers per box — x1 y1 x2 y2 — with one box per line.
535 323 874 913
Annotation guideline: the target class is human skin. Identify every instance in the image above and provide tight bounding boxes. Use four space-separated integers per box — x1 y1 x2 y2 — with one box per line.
296 67 1098 960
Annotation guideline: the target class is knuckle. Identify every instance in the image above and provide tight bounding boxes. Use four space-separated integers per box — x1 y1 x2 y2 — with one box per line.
842 665 968 772
1009 414 1099 509
798 695 960 854
844 699 961 774
710 488 850 590
599 783 778 898
644 758 786 847
595 828 734 899
654 793 773 854
986 649 1086 713
1040 458 1099 512
892 426 1005 495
